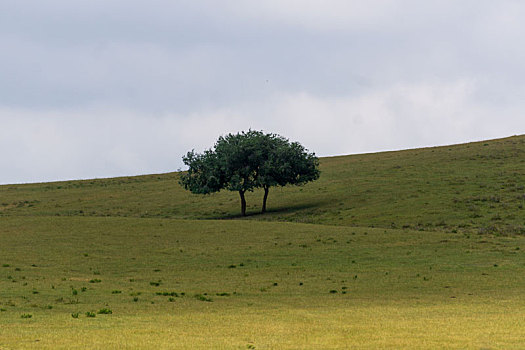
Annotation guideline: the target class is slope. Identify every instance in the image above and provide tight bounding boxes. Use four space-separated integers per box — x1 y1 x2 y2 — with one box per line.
1 135 524 234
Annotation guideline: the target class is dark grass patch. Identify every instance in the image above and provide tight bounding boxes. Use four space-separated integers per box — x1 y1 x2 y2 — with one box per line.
194 294 213 302
156 291 180 297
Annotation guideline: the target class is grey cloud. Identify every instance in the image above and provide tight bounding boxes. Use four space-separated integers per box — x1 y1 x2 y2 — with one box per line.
1 1 525 183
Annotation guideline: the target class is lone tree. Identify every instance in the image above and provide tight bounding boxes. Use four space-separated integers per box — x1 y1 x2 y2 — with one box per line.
180 130 320 216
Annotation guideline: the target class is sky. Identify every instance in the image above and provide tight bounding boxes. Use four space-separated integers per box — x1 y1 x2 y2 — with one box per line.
1 0 525 184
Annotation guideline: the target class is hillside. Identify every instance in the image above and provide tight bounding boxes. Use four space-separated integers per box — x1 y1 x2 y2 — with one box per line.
2 135 524 234
1 135 524 349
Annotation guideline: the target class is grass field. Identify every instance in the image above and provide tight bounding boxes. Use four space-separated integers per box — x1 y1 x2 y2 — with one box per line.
2 135 525 234
1 135 524 349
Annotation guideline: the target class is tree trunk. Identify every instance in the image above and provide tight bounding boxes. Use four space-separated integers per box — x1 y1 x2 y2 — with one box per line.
239 190 247 216
262 186 269 213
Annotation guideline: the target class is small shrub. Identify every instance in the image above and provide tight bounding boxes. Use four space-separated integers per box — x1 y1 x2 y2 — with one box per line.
150 281 161 286
72 289 78 296
71 313 79 318
329 290 338 294
111 290 122 294
89 279 101 283
85 311 96 318
21 314 33 319
2 264 10 268
133 297 139 302
97 308 112 315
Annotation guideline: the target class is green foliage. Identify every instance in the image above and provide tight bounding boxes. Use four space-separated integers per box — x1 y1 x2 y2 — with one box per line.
97 308 113 315
180 130 320 215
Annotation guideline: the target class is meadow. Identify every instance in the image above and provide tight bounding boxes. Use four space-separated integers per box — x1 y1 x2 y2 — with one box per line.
2 135 524 234
0 135 524 349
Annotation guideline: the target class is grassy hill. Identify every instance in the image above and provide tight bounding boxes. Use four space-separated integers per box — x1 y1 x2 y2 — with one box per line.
2 135 525 233
1 135 524 349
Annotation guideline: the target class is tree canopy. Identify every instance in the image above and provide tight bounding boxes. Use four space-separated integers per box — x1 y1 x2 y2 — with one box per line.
180 130 320 216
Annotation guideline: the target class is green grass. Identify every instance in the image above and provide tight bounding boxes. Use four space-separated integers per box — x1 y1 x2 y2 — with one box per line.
0 216 524 348
1 135 525 234
0 135 524 348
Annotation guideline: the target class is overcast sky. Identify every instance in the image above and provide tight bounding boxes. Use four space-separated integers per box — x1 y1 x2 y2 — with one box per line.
1 1 524 184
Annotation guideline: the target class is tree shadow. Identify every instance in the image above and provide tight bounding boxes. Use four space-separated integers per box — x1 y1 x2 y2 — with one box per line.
204 200 329 220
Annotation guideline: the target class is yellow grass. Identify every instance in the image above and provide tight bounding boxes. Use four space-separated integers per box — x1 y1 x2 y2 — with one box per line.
1 298 523 349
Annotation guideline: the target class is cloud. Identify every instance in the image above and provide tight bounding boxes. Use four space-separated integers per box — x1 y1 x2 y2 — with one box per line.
1 1 525 183
257 79 524 155
2 78 523 184
0 105 255 184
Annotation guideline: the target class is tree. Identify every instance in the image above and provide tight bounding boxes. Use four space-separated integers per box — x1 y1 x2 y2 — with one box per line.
180 130 320 216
